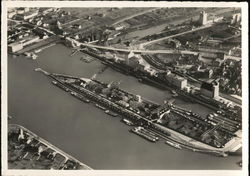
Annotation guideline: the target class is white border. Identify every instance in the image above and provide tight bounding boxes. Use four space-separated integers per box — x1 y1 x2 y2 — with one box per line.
1 1 248 176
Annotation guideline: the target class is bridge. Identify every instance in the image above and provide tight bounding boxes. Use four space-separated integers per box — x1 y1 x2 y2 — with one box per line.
139 23 214 48
67 37 198 55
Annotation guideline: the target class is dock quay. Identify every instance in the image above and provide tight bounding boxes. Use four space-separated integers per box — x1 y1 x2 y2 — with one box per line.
37 69 242 156
8 124 92 170
81 49 222 111
16 36 61 55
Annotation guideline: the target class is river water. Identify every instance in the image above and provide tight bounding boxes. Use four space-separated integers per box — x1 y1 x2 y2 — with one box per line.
8 44 241 169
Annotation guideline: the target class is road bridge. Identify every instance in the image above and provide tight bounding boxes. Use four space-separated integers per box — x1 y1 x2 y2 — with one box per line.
71 39 198 55
139 23 214 47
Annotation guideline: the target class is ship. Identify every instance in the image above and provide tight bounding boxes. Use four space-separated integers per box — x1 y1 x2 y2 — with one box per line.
95 104 106 110
130 127 158 142
105 110 118 117
122 118 134 126
165 140 182 149
34 49 42 53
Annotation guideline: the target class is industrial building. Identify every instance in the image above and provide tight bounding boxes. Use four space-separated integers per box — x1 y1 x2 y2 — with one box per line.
16 7 30 14
8 43 23 52
200 81 219 98
230 13 241 25
198 11 207 26
8 35 40 53
165 71 187 90
15 10 38 20
193 69 213 79
8 10 17 19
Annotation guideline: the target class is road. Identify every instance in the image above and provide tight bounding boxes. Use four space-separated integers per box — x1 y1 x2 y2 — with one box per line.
140 23 214 47
112 8 160 26
70 38 198 55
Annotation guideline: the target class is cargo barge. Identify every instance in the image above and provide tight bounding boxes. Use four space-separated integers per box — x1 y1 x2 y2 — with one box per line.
130 127 158 142
165 140 182 149
105 110 118 117
122 118 134 126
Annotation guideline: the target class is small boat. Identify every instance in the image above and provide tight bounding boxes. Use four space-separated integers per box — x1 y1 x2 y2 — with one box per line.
52 81 57 85
80 97 90 103
237 161 242 167
31 53 38 60
34 49 42 53
95 104 106 110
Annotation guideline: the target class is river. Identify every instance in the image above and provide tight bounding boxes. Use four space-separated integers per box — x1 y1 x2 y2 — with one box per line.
8 43 241 169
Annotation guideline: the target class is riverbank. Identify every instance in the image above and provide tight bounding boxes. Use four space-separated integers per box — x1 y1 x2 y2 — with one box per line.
8 44 241 169
8 124 92 170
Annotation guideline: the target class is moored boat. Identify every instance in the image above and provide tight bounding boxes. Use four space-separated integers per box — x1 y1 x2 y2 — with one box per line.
105 110 118 117
122 118 134 126
95 104 106 110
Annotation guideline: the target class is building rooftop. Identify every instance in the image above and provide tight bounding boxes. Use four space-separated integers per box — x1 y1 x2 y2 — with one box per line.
166 73 186 81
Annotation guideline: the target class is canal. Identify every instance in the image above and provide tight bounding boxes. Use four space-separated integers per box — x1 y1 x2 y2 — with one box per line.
8 43 241 169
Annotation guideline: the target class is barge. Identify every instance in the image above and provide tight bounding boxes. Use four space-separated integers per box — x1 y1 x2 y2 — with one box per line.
130 127 158 142
165 140 182 150
122 118 134 126
105 110 118 117
96 104 106 110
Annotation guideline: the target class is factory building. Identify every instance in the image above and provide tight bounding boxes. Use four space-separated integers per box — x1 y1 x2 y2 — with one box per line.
230 13 241 25
16 10 38 20
8 36 40 53
198 11 207 26
8 10 17 19
193 69 213 79
126 51 156 75
16 7 30 14
165 71 187 90
8 43 23 52
39 8 54 15
19 36 40 47
200 81 219 98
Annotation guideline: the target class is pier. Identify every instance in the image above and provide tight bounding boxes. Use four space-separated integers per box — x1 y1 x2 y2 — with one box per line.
36 68 242 156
